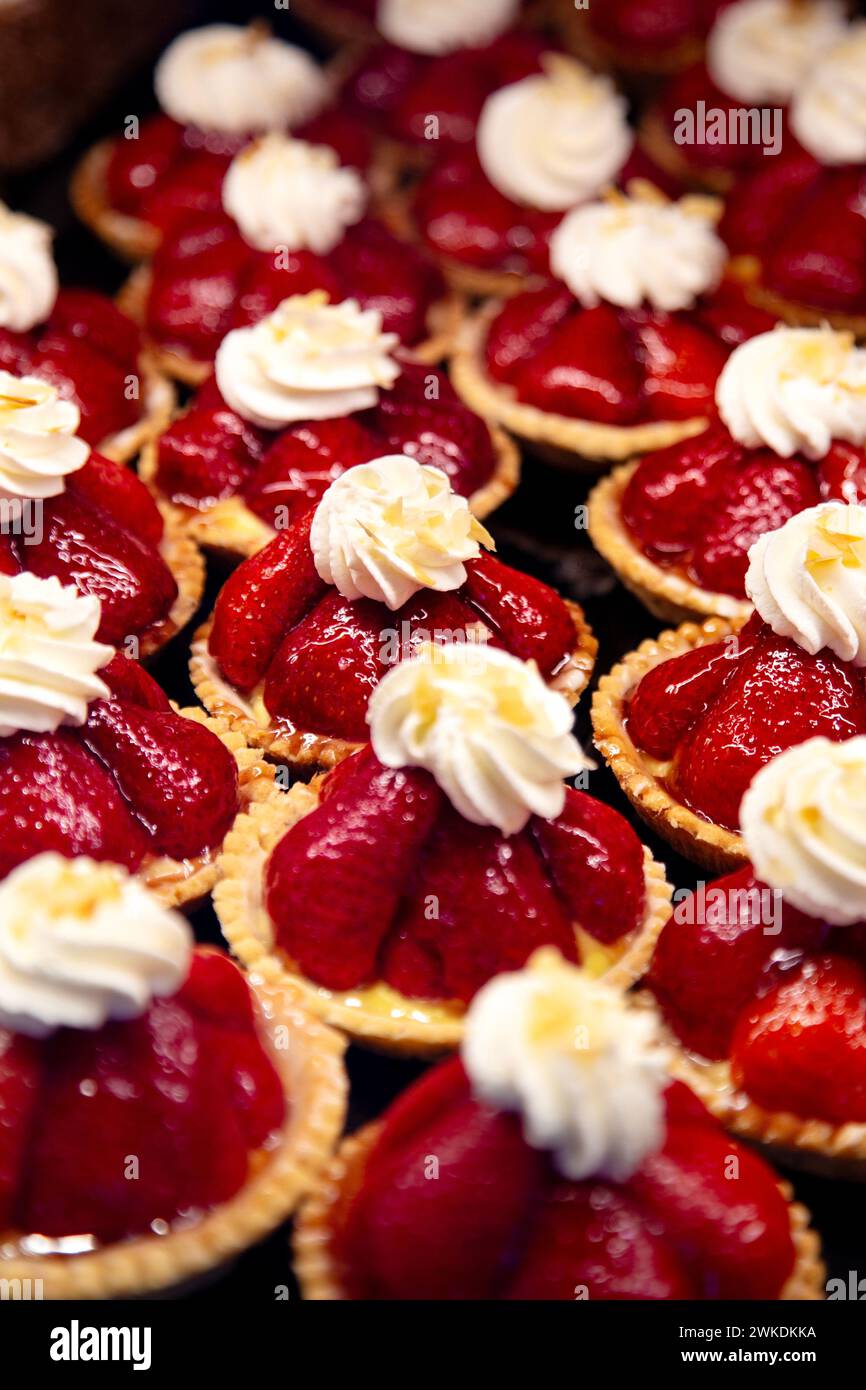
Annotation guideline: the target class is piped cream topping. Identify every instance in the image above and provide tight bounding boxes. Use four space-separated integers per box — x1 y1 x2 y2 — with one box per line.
707 0 846 104
377 0 520 54
0 372 90 500
222 134 367 254
791 21 866 165
0 203 57 333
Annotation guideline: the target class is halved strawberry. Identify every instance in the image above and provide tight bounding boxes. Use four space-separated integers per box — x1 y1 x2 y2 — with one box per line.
0 533 21 575
532 788 646 944
29 334 138 445
0 328 33 376
461 549 575 676
692 279 777 348
763 168 866 315
631 313 727 422
370 397 496 497
329 218 444 345
98 652 172 711
146 230 250 359
243 417 379 527
138 148 229 236
265 747 442 990
105 114 185 216
156 401 264 507
230 248 341 330
67 452 164 549
295 106 373 172
819 441 866 504
0 1033 42 1229
720 148 821 257
485 286 575 385
48 289 140 367
514 305 643 424
621 427 744 562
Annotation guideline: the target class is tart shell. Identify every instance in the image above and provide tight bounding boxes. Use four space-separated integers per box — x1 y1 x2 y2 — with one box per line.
587 461 754 624
591 615 749 872
213 774 673 1056
0 975 347 1299
189 600 598 772
137 502 206 660
99 352 177 466
292 1122 825 1299
451 302 711 469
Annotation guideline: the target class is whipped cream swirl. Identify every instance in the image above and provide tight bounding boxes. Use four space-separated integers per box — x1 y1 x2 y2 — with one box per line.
746 502 866 664
222 135 367 254
0 373 90 500
741 737 866 925
0 855 193 1037
716 327 866 461
215 292 400 429
791 22 866 165
368 643 591 836
0 203 58 333
377 0 520 54
463 949 670 1182
477 56 633 211
154 23 328 135
311 454 492 611
0 572 113 736
549 188 725 312
707 0 846 104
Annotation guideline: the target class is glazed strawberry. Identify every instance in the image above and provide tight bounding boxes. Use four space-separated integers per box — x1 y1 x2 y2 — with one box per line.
397 589 497 664
731 956 866 1124
369 397 497 498
0 329 33 377
138 149 229 236
506 1181 695 1300
66 452 165 549
230 249 342 330
382 809 577 1003
329 219 445 344
0 534 20 575
692 279 778 349
719 148 821 258
485 285 575 385
632 314 727 422
83 700 238 859
0 731 150 879
26 492 177 646
415 152 552 274
29 334 138 446
98 652 172 710
818 442 866 504
513 305 643 424
621 427 744 562
294 106 372 172
762 168 866 315
156 396 265 507
105 113 185 216
208 513 326 692
674 633 866 830
591 0 713 51
340 42 424 127
461 550 575 676
263 592 388 742
49 289 141 366
0 1034 41 1228
146 231 250 361
243 418 379 527
532 789 646 944
266 748 443 990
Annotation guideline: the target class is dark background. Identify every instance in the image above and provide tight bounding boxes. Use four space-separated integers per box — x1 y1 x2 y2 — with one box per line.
1 0 860 1300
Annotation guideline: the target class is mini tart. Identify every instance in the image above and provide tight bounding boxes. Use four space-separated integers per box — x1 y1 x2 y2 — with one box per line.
117 264 468 388
70 138 162 262
140 705 277 912
451 302 711 469
587 461 754 624
294 1124 824 1299
137 502 205 659
214 776 672 1056
190 600 597 772
591 615 748 872
0 974 347 1299
138 412 520 561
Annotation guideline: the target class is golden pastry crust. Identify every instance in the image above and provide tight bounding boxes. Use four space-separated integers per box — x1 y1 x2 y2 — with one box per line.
591 615 749 872
214 774 673 1056
137 417 521 560
190 600 598 772
0 976 347 1299
99 353 177 466
136 503 205 660
117 263 469 386
638 108 735 194
292 1122 825 1299
451 303 710 469
587 462 754 624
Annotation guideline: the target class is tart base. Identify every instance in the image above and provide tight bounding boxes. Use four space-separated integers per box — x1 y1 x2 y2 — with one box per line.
451 303 710 468
189 600 597 772
292 1122 825 1300
137 503 205 660
0 976 347 1299
587 462 754 624
214 775 673 1056
591 615 749 872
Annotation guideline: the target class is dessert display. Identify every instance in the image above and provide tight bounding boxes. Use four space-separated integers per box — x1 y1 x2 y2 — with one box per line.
588 326 866 621
649 736 866 1174
451 184 774 466
143 293 519 557
592 500 866 869
640 0 849 191
0 854 347 1298
294 949 823 1298
215 643 670 1052
191 453 594 767
0 204 173 462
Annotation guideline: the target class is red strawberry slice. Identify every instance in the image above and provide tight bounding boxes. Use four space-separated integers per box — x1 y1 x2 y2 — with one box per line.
105 113 185 217
265 747 442 990
689 454 820 597
67 452 164 549
532 788 647 944
26 492 177 645
0 328 34 376
629 1120 795 1298
179 947 257 1031
339 41 422 126
764 168 866 315
156 401 265 507
626 615 761 761
48 289 140 368
621 427 744 563
370 397 497 497
461 549 575 676
593 0 709 49
514 304 644 424
29 333 138 445
720 148 821 257
818 440 866 504
209 511 326 692
367 1054 469 1170
0 1033 42 1229
294 106 373 172
381 808 578 1004
340 1092 545 1299
146 230 250 360
98 652 171 710
631 313 727 422
383 359 458 406
138 148 229 236
649 866 826 1060
329 219 444 345
506 1180 695 1300
731 955 866 1124
262 590 388 741
243 417 379 527
391 48 488 147
0 730 150 878
416 155 529 271
692 279 777 349
394 589 498 665
0 533 21 574
674 632 866 830
484 286 575 385
230 249 342 330
83 699 239 859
